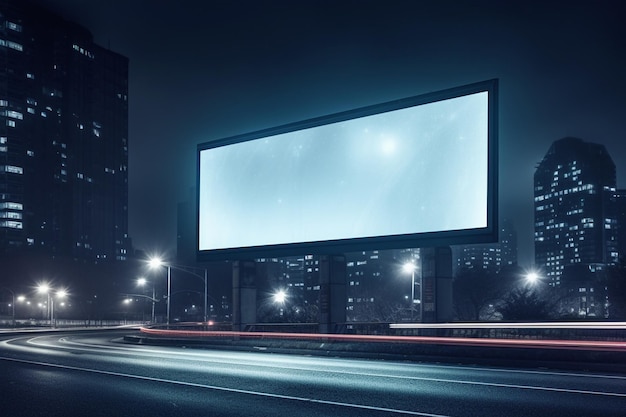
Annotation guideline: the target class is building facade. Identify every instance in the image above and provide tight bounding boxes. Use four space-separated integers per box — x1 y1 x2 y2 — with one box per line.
534 137 619 286
456 218 518 273
0 1 130 261
616 189 626 263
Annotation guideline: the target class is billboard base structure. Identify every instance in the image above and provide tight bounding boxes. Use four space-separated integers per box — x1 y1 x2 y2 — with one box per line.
318 254 347 334
232 260 257 332
421 247 454 323
231 249 452 334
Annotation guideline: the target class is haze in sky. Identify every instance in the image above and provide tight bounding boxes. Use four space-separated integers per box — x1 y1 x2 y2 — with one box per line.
34 0 626 265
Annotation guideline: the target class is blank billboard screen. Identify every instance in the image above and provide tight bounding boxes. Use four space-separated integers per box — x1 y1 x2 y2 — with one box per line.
197 80 497 260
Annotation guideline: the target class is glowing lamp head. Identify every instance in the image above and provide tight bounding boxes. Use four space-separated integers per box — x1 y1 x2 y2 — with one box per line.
273 290 287 304
403 262 417 274
148 257 164 269
37 283 50 294
526 272 539 284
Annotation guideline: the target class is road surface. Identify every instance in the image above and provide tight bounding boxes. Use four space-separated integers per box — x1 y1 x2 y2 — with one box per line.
0 329 624 416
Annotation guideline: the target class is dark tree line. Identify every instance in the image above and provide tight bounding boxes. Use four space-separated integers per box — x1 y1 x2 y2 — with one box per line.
453 260 626 321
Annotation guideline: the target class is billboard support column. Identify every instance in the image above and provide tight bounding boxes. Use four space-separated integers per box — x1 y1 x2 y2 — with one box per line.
420 247 453 323
319 254 346 334
232 260 257 332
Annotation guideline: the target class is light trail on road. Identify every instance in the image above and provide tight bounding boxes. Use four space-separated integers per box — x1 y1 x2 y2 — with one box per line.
0 329 625 417
139 325 626 352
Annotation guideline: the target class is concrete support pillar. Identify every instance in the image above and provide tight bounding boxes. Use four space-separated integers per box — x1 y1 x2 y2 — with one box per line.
232 260 257 331
318 254 346 334
420 246 453 323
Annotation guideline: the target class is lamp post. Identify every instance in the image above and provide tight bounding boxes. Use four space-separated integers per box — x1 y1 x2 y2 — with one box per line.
37 284 67 328
148 257 208 325
37 283 51 326
137 277 156 323
273 289 287 318
2 287 15 327
403 262 418 321
149 257 171 325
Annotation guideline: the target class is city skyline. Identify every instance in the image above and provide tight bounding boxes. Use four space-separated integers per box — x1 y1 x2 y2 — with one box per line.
31 0 626 266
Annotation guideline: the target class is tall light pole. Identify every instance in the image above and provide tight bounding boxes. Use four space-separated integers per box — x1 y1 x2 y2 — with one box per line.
37 283 51 327
148 257 208 325
37 284 67 328
2 287 16 327
403 262 418 321
149 257 171 325
53 289 67 327
137 277 156 323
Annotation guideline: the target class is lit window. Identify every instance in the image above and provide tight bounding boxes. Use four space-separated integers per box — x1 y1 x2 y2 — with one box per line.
0 220 22 229
6 120 15 127
6 22 22 32
0 202 22 210
6 41 23 51
3 165 23 174
6 110 23 119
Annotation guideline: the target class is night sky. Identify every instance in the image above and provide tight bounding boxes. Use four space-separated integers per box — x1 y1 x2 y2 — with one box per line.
33 0 626 266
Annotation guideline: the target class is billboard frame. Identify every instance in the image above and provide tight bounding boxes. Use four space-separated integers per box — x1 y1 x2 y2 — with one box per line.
196 79 498 261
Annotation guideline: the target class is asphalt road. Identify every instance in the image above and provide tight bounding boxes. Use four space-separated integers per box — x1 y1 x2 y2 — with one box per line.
0 329 624 416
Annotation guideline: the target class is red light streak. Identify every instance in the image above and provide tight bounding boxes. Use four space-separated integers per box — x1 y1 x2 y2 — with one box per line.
139 325 626 352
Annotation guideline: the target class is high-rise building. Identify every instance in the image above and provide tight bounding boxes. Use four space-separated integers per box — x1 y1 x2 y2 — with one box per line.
0 1 130 261
615 189 626 262
456 218 517 273
346 248 419 322
534 137 619 287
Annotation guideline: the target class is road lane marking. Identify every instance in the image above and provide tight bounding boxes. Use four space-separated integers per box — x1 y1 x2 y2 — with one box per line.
0 355 451 417
6 334 626 397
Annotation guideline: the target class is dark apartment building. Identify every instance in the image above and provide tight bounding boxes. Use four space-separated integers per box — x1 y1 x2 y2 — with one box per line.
0 0 130 261
534 137 619 288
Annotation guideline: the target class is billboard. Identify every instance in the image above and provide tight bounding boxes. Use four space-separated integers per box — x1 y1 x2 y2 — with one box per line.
197 79 498 260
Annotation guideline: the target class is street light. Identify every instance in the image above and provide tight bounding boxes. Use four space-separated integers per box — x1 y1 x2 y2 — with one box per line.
403 262 419 321
526 271 539 285
148 257 208 325
149 257 171 325
274 290 287 304
137 277 156 323
2 287 17 327
37 284 67 328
